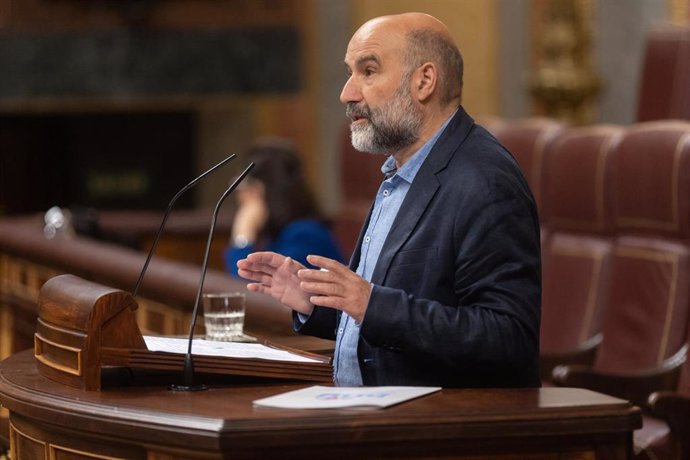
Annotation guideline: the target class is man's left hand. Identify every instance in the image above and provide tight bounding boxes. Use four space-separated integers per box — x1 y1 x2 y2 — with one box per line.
298 255 373 323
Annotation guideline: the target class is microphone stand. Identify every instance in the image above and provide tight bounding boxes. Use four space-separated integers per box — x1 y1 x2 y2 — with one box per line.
171 162 255 391
132 154 236 298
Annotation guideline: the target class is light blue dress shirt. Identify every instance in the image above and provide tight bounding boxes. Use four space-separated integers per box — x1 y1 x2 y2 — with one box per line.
334 115 454 386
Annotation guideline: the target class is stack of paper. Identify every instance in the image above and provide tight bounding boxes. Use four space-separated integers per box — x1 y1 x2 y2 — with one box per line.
101 336 333 382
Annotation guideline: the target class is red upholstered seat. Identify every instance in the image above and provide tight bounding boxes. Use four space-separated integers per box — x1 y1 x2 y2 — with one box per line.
634 416 675 460
482 117 565 215
597 236 689 376
539 126 622 381
645 331 690 460
620 121 690 460
637 23 690 122
640 306 690 460
550 121 690 460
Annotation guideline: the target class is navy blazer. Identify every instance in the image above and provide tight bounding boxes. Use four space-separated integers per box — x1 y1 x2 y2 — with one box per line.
297 107 541 388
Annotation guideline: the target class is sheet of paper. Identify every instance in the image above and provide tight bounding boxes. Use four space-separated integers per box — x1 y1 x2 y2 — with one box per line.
143 336 320 363
253 385 442 409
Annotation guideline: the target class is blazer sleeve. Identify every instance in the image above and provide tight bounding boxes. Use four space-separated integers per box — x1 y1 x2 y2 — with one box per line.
292 306 340 341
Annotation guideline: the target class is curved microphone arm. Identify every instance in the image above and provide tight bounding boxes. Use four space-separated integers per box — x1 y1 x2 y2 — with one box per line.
131 153 236 298
173 162 255 391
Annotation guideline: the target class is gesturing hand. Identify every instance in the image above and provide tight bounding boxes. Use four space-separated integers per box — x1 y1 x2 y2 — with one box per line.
297 255 372 323
231 181 267 244
237 252 314 315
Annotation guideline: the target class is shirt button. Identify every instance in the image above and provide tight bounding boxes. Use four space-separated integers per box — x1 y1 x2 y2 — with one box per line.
383 189 390 197
338 328 344 334
364 236 371 243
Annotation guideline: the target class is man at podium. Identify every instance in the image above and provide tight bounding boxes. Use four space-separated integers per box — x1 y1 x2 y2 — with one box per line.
237 12 541 388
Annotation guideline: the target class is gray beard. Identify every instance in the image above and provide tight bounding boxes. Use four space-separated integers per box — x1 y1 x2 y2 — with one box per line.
350 87 422 155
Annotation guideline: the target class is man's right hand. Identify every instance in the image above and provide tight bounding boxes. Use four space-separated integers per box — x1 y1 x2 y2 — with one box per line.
237 252 315 315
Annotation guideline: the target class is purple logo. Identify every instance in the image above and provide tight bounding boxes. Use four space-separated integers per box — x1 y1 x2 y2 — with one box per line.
316 392 392 401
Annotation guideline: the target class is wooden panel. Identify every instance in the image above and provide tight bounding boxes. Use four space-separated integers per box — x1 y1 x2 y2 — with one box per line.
11 414 145 460
0 216 328 359
0 0 302 31
11 424 47 459
0 30 300 100
0 350 641 460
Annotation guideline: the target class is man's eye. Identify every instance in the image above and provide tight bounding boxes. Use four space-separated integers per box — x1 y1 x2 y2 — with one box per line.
364 67 375 76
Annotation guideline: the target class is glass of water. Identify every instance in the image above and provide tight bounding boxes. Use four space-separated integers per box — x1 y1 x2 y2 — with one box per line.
202 292 245 341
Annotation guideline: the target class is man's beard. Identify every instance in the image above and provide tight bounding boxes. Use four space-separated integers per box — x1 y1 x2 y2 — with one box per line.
346 82 423 155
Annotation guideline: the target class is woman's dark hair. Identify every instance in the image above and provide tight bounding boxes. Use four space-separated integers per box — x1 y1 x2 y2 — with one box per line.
245 137 323 241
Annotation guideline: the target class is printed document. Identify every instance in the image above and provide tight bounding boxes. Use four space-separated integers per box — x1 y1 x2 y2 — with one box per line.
143 336 320 363
253 385 442 409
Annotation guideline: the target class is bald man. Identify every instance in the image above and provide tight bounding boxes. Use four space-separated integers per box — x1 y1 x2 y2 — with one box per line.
238 13 541 388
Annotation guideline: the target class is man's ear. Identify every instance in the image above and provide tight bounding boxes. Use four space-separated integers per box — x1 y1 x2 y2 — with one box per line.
413 62 438 103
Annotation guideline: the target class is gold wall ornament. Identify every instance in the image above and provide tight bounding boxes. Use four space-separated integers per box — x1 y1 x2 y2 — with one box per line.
529 0 601 125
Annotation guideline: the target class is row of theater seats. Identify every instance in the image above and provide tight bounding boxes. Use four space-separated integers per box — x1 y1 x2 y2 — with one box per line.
484 118 690 460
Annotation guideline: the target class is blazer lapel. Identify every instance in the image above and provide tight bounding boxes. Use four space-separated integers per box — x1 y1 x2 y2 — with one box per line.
369 107 475 285
370 172 439 285
348 204 374 271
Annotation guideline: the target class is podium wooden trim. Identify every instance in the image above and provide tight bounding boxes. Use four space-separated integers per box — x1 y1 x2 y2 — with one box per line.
34 332 83 376
34 274 147 390
0 349 642 460
33 274 332 391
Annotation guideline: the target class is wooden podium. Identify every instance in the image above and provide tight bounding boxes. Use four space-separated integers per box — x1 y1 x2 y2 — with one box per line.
0 349 641 460
33 274 332 391
0 274 643 459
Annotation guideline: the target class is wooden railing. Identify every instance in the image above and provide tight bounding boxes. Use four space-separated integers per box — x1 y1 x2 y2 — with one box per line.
0 214 324 363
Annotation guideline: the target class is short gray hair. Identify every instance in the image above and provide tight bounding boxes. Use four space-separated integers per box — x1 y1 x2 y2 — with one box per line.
403 28 464 105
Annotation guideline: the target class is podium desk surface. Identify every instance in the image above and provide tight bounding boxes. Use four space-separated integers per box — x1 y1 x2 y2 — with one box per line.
0 350 641 460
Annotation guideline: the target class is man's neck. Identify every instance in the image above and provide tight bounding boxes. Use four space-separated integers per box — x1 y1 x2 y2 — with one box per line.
391 106 458 168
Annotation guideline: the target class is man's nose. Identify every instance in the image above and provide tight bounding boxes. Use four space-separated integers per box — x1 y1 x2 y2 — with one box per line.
340 76 361 104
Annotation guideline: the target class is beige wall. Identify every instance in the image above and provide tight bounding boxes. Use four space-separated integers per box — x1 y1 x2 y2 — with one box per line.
350 0 500 117
668 0 690 21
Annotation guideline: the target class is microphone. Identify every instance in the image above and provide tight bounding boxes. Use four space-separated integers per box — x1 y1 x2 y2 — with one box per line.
171 161 255 391
131 154 236 298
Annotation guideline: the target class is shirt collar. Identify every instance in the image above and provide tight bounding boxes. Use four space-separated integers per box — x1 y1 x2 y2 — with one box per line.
380 110 457 183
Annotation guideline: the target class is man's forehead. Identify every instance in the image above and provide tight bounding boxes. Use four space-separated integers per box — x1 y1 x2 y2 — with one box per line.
344 29 404 66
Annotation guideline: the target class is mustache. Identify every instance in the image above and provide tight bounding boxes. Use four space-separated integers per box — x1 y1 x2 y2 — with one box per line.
346 103 371 120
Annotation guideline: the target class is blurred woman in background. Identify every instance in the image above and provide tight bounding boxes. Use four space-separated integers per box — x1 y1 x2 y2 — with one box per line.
224 137 344 277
